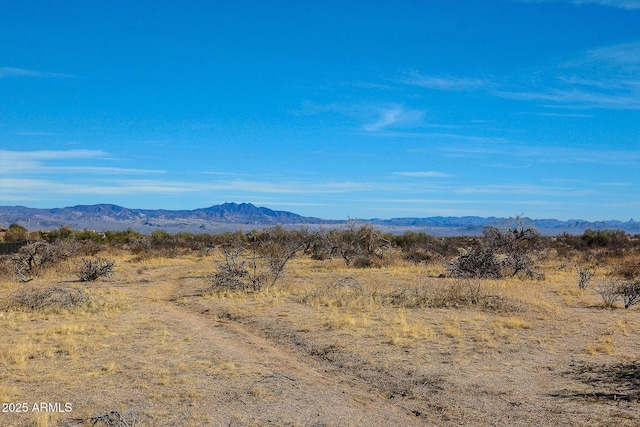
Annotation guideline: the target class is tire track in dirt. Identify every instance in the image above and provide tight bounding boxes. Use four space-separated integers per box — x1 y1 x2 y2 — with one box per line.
126 265 429 426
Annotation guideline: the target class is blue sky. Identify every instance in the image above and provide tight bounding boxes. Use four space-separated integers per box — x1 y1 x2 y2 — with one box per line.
0 0 638 221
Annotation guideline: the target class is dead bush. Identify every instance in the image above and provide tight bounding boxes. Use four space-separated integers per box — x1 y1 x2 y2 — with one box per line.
597 278 623 308
595 278 640 309
78 258 115 282
299 276 371 308
447 248 503 279
71 409 139 427
327 221 391 267
205 227 306 294
618 280 640 309
393 231 446 264
3 285 89 313
302 276 518 312
615 259 640 280
576 265 596 290
448 216 545 280
377 280 518 311
8 241 75 281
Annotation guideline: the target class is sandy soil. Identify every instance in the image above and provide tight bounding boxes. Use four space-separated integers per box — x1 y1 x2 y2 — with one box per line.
1 255 639 426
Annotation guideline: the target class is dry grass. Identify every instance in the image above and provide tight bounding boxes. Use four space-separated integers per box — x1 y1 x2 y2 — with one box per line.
1 247 639 426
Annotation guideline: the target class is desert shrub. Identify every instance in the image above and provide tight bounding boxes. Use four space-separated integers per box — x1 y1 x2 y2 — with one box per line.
325 221 391 267
557 229 632 259
614 259 640 280
376 280 487 309
581 229 629 249
206 227 305 293
4 241 76 281
484 217 546 278
76 239 103 256
576 265 595 290
447 248 503 279
385 279 518 311
3 285 89 313
449 216 545 279
254 226 308 286
129 236 153 258
595 277 640 309
302 277 518 312
74 228 107 243
597 278 622 308
77 409 140 427
305 229 334 260
208 233 258 293
78 258 114 282
300 276 371 308
392 231 446 264
102 228 143 247
617 281 640 309
2 223 28 242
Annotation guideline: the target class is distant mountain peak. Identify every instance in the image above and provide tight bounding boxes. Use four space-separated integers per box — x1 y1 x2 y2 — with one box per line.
0 203 638 236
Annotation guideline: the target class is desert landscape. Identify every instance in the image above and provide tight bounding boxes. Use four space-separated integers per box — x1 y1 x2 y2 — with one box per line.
2 1 638 426
1 222 639 426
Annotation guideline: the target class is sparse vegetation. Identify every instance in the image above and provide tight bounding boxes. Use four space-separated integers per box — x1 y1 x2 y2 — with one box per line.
77 257 115 282
3 285 89 313
576 265 595 290
1 224 640 426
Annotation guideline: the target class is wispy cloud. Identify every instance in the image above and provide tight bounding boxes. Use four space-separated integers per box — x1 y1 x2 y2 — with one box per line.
0 150 105 173
497 42 640 109
517 0 640 9
363 105 425 131
438 143 640 166
573 0 640 8
398 42 640 110
395 171 454 178
454 184 599 197
397 71 489 91
0 150 163 175
497 87 640 109
0 67 74 79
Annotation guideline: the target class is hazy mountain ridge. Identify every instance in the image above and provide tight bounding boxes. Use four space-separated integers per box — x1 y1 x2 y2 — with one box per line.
0 203 638 236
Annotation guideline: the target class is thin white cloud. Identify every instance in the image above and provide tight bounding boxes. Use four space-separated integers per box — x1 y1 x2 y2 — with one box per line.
0 150 107 173
454 184 599 197
397 71 489 91
497 87 640 109
0 149 164 176
363 106 402 131
497 42 640 109
395 171 454 178
0 176 405 204
14 131 60 136
569 0 640 9
0 67 74 79
363 105 425 132
514 111 593 118
438 143 640 166
517 0 640 9
295 102 426 132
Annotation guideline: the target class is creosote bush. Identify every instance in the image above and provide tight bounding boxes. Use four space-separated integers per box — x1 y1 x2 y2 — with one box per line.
596 278 640 309
448 216 545 280
3 285 89 313
3 240 76 282
301 277 519 312
78 258 115 282
447 247 503 279
325 220 391 267
618 281 640 309
576 265 595 290
205 226 307 294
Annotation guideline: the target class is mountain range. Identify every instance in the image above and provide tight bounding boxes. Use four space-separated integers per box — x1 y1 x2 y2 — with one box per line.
0 203 638 236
